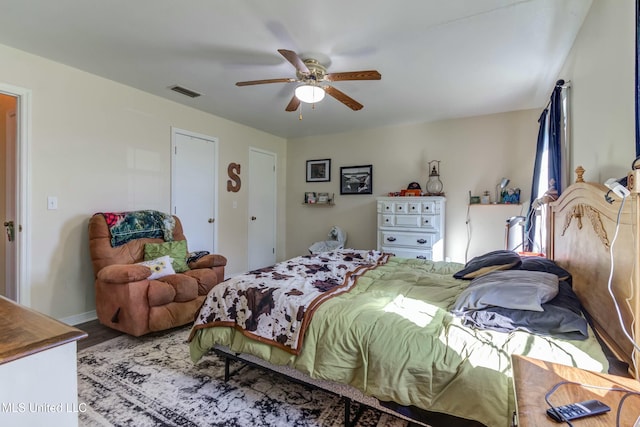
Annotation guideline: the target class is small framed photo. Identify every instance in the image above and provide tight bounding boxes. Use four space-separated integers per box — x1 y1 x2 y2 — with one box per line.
502 188 521 204
304 192 317 204
317 192 330 204
306 159 331 182
340 165 372 195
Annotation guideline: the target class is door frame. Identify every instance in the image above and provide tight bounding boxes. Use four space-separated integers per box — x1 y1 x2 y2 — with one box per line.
170 127 219 253
0 83 31 306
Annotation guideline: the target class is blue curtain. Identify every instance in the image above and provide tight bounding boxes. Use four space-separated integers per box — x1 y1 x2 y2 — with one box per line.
548 82 564 192
525 80 564 252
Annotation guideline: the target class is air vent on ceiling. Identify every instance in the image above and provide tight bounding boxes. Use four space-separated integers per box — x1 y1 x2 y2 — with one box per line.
169 85 201 98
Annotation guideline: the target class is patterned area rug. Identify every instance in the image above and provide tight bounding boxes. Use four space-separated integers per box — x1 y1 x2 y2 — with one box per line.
77 327 409 427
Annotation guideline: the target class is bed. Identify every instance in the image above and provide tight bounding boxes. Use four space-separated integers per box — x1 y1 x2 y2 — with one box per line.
188 169 639 427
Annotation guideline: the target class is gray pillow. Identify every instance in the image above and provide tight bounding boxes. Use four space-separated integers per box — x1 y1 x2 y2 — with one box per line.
460 281 588 340
451 270 559 313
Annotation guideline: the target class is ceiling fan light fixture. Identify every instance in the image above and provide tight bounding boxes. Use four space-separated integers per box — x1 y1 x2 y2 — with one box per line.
295 84 325 104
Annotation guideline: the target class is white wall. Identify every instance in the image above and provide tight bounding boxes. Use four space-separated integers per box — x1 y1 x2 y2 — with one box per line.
0 43 287 320
286 109 540 263
467 203 526 260
561 0 635 181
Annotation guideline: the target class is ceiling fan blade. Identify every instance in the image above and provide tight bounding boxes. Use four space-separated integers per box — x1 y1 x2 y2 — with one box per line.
285 95 300 112
324 86 363 111
236 78 296 86
278 49 310 74
326 70 381 81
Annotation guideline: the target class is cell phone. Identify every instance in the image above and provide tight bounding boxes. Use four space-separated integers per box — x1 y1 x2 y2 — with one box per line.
546 399 611 422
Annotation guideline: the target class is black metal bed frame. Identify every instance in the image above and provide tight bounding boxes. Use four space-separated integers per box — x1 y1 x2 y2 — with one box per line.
213 345 428 427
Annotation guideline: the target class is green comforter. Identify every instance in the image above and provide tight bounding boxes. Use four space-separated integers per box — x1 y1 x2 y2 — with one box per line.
189 257 609 427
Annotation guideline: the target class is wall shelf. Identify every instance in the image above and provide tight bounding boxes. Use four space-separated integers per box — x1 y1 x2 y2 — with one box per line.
468 203 523 207
303 202 334 206
303 192 334 205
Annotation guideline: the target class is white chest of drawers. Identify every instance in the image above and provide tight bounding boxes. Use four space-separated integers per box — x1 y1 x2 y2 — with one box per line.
376 196 446 261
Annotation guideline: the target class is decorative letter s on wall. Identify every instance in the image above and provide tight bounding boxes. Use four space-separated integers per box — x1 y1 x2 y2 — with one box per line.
227 163 241 192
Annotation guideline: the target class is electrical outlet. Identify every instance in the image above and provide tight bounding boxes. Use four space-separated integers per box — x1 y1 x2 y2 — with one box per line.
47 196 58 210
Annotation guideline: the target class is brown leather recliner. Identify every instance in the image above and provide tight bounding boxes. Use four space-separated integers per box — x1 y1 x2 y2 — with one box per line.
88 212 227 336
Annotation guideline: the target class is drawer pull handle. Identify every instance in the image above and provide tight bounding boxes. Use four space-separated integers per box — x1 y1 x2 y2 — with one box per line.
385 218 391 223
417 239 427 244
386 237 397 242
416 255 427 259
424 220 430 224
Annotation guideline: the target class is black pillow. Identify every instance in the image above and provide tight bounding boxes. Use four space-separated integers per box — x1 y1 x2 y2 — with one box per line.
519 256 572 284
453 250 522 280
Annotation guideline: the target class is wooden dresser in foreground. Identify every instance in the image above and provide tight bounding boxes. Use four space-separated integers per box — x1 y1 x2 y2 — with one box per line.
0 296 87 427
512 355 640 426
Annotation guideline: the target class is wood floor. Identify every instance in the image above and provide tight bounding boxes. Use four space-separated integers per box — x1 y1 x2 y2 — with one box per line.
75 319 123 351
74 320 191 351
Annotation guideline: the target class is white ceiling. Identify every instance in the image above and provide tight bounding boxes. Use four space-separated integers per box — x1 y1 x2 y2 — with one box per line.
0 0 592 139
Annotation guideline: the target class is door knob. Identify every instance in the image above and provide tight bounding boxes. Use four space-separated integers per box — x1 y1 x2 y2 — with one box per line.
251 216 257 221
4 220 14 242
208 218 215 223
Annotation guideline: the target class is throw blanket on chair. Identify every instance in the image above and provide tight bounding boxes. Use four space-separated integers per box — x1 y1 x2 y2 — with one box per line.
190 250 390 354
100 210 176 247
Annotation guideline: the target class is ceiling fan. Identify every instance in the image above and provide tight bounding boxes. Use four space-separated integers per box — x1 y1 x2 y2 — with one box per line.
235 49 381 112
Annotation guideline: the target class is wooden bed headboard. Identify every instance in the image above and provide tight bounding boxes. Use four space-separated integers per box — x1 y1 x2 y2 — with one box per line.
547 167 640 377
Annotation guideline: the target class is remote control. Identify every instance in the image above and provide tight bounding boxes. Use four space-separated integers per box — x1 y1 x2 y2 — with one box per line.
547 399 611 422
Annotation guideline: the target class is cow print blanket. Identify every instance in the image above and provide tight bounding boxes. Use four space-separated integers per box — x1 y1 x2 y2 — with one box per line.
191 250 390 354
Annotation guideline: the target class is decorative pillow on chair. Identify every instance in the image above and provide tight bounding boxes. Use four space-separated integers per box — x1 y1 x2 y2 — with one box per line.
144 240 190 273
453 250 522 279
136 255 176 280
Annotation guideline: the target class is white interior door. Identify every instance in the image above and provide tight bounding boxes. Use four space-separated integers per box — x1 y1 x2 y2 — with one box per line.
171 128 218 254
3 108 16 300
248 148 276 270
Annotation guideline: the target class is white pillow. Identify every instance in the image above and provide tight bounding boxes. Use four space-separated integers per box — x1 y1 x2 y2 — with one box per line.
136 255 175 279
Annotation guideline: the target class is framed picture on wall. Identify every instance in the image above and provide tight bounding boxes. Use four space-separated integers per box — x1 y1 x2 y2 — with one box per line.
340 165 372 195
306 159 331 182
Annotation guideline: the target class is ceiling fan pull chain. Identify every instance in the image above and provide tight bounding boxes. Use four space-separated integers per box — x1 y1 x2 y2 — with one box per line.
298 103 303 121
